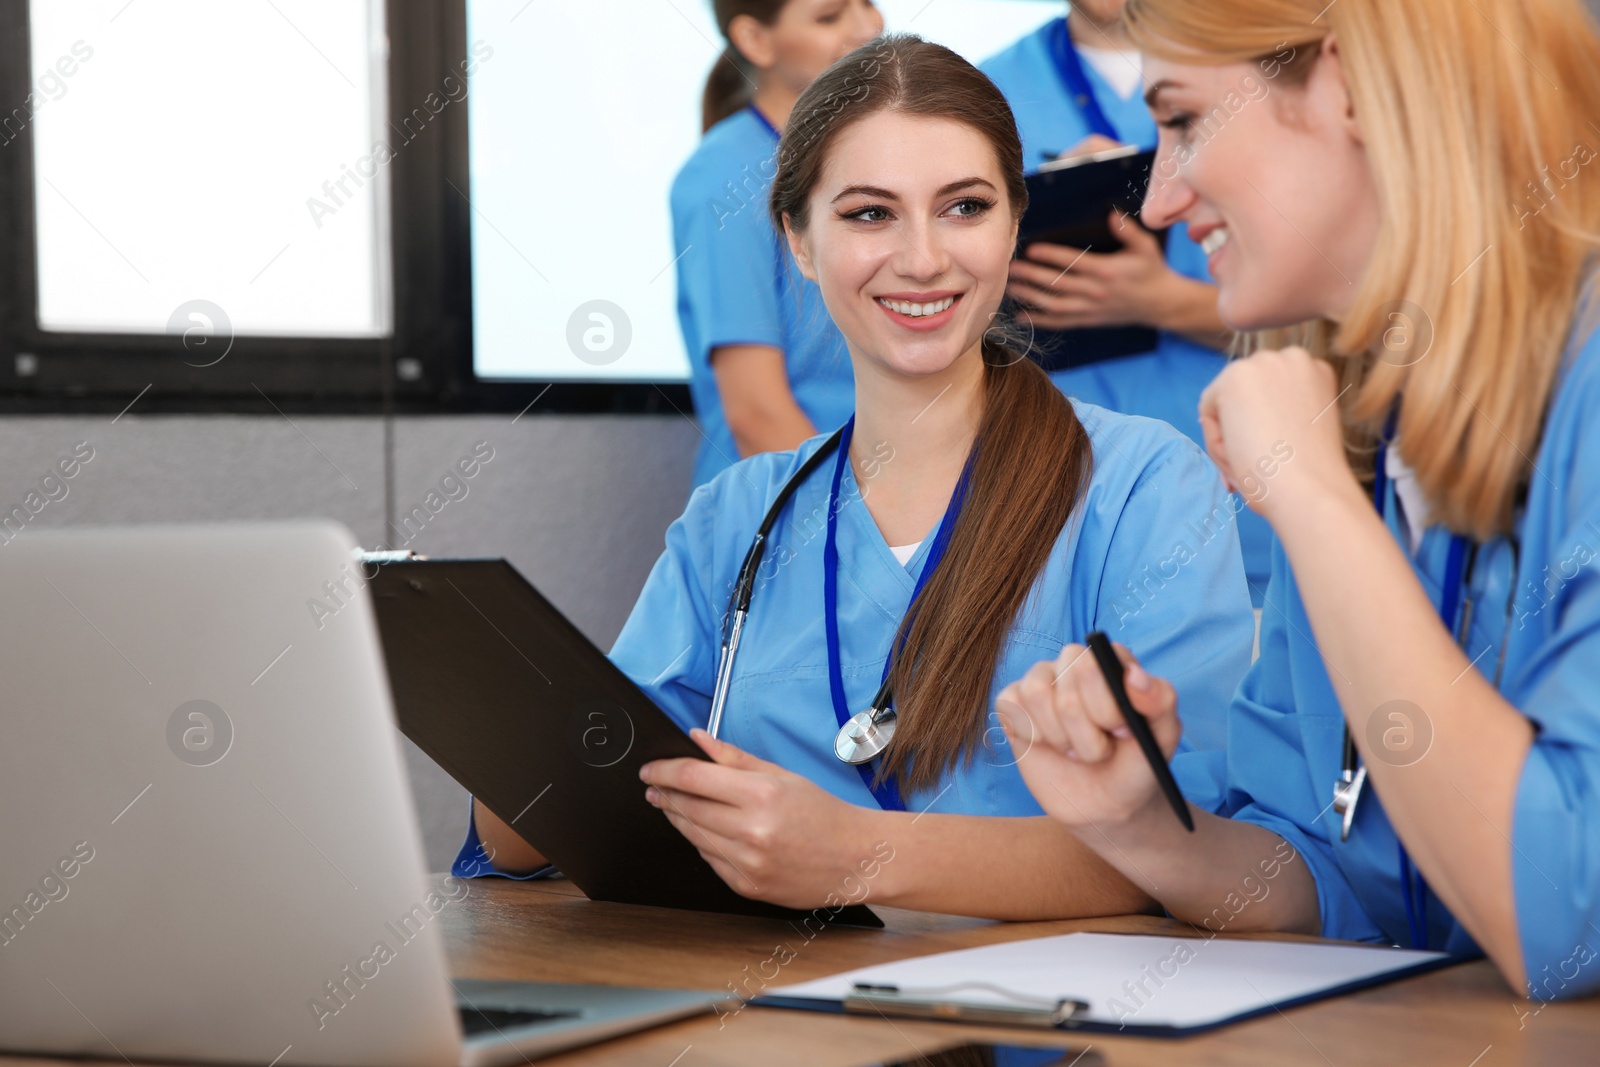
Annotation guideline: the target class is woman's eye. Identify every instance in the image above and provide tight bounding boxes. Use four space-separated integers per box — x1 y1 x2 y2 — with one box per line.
948 197 994 218
1158 113 1195 137
843 205 891 223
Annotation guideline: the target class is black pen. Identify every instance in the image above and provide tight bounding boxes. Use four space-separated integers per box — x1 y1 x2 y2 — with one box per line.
1085 632 1195 832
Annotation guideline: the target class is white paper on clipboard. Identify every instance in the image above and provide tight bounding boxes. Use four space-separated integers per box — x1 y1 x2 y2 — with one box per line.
762 932 1451 1034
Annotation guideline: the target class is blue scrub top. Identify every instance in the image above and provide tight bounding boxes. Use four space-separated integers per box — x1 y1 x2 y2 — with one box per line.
1216 318 1600 999
670 108 856 489
609 400 1252 817
980 20 1274 603
453 403 1256 880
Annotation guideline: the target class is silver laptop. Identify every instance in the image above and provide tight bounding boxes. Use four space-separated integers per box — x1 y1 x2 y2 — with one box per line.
0 521 721 1067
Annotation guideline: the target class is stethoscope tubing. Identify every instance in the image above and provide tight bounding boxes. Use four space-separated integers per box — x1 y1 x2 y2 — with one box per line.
707 429 848 740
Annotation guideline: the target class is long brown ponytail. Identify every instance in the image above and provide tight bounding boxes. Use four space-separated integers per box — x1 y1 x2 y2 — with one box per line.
769 35 1095 795
703 1 789 132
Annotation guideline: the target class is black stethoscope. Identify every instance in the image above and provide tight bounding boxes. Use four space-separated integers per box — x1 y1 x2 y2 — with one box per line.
705 418 975 797
1331 410 1520 948
705 426 845 746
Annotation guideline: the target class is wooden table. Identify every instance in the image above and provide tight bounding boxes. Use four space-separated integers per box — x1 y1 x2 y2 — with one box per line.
445 877 1599 1066
4 875 1594 1066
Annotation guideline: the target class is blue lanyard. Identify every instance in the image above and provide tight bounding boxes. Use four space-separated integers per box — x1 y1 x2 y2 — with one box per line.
1372 408 1471 950
823 416 976 812
745 103 780 141
1046 17 1119 146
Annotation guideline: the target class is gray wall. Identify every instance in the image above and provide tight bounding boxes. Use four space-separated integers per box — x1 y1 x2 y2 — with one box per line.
1 412 698 870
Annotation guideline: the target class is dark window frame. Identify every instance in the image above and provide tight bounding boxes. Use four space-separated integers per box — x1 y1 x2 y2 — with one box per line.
0 0 689 416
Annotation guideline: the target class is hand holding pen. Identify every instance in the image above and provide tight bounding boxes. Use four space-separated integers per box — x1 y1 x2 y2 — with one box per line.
995 634 1195 834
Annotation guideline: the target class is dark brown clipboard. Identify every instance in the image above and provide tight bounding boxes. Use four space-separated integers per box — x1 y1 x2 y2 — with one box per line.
367 557 883 930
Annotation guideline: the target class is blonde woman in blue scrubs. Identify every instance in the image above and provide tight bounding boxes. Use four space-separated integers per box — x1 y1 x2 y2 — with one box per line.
672 0 882 488
1002 0 1600 998
459 36 1256 920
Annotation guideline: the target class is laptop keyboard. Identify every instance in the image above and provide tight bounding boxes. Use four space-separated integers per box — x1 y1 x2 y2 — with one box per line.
458 1006 582 1037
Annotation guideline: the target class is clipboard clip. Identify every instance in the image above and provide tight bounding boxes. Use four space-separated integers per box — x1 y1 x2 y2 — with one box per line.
357 549 429 564
844 981 1089 1029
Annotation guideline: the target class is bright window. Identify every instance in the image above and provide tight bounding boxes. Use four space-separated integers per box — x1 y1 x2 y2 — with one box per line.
27 0 391 337
465 0 1058 383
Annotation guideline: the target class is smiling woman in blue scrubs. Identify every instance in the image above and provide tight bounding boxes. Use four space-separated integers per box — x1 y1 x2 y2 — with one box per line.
672 0 882 488
1001 0 1600 998
460 35 1255 919
980 1 1273 600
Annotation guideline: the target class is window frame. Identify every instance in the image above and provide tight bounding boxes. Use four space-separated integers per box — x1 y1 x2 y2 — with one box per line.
0 0 689 416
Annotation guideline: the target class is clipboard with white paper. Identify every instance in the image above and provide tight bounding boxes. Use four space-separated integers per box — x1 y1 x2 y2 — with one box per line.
757 932 1454 1036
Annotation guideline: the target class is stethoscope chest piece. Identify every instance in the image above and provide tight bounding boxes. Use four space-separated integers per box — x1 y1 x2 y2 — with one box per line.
834 707 896 765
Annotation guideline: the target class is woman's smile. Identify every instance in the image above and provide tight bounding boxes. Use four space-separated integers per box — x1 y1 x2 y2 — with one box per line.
873 290 964 332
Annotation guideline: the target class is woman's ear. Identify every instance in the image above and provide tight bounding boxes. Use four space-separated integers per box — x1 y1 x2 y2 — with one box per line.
1318 34 1364 147
784 214 818 281
728 13 777 72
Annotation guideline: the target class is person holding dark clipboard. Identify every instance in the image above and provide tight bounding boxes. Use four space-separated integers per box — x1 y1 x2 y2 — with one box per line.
462 36 1255 922
981 2 1273 602
999 0 1600 1002
981 1 1227 422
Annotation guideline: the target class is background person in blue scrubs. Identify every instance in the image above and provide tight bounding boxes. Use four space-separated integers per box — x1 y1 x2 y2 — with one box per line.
1000 0 1600 1000
671 0 882 488
981 1 1273 601
463 36 1255 920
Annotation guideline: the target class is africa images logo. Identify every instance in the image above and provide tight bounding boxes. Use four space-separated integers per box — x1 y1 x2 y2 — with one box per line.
166 700 234 767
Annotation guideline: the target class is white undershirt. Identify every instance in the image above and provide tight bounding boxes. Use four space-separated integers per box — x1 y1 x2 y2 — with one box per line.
890 542 922 566
1076 43 1144 101
1386 444 1431 554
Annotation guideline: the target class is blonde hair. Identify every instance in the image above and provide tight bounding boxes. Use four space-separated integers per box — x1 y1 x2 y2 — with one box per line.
1126 0 1600 539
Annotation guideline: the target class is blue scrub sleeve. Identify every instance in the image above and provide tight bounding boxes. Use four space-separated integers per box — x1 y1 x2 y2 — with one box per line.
1515 731 1600 1000
673 168 787 367
1508 426 1600 997
1220 543 1390 944
450 798 556 881
608 480 726 733
1089 434 1256 814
